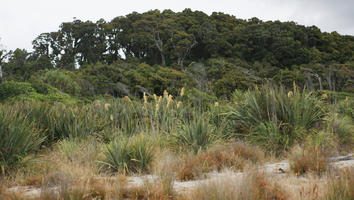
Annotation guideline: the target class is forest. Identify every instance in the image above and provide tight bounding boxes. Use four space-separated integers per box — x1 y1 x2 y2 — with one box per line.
0 9 353 200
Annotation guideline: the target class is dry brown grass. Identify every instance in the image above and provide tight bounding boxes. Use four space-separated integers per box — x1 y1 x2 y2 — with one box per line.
121 179 178 200
276 173 327 200
289 145 328 176
38 175 129 200
186 170 288 200
0 190 27 200
173 142 264 181
326 167 354 200
175 153 204 181
199 142 264 171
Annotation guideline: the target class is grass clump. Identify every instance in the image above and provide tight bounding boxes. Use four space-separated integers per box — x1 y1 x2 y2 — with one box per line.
173 142 264 181
101 134 154 174
288 144 328 176
175 115 219 153
199 142 264 172
0 109 43 174
229 84 325 154
325 113 354 151
326 168 354 200
187 170 288 200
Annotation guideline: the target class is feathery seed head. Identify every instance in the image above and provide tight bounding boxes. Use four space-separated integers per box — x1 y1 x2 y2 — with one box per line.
163 90 169 99
123 96 131 102
288 91 293 98
143 92 148 104
180 87 185 97
177 101 182 108
104 103 111 111
167 95 173 108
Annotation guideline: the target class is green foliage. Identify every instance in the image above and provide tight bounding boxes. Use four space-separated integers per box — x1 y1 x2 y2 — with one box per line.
2 102 104 144
183 88 217 108
325 114 354 149
335 98 354 119
0 81 77 103
228 85 325 153
0 106 43 173
101 134 154 173
175 116 218 153
39 70 81 96
0 81 35 101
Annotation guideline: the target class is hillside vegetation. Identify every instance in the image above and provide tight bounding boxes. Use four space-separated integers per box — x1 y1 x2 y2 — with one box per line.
0 9 353 200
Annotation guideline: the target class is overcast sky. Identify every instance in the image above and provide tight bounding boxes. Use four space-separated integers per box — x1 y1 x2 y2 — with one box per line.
1 0 353 51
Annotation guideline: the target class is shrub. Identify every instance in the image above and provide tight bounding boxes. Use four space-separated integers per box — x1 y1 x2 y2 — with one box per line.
0 81 77 104
175 116 218 153
0 108 43 174
40 70 81 96
56 138 99 165
101 135 154 174
325 114 354 150
337 97 354 119
228 84 325 153
182 87 217 109
0 81 35 101
1 102 104 144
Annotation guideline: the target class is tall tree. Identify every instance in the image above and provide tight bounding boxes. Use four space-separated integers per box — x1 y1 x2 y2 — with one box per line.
0 38 10 81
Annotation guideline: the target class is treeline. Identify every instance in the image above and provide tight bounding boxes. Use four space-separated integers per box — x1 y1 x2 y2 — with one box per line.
0 9 354 99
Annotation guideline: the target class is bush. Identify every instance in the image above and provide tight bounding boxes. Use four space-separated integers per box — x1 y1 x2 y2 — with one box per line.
1 102 104 144
228 84 325 153
182 88 217 109
337 98 354 119
175 116 218 153
40 70 81 96
0 81 77 104
325 114 354 150
101 134 154 174
0 108 43 174
0 81 35 101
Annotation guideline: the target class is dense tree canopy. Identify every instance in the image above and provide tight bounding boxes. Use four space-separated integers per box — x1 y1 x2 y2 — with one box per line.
1 9 353 98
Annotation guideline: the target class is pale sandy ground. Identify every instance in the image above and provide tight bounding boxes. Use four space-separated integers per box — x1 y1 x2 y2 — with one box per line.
5 154 353 199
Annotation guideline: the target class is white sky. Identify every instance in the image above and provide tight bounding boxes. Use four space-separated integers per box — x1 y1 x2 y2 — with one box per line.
1 0 353 51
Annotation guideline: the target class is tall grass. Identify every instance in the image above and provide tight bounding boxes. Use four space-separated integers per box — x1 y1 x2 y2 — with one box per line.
325 113 354 150
100 134 154 174
175 115 219 153
0 107 44 174
187 170 288 200
288 145 328 176
326 168 354 200
0 102 105 144
229 84 325 153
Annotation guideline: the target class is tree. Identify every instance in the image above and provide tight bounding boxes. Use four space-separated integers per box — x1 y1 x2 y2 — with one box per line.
134 10 168 65
0 38 10 81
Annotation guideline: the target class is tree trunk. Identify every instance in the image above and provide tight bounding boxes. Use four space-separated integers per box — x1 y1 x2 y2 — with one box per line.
160 52 166 66
0 64 2 82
